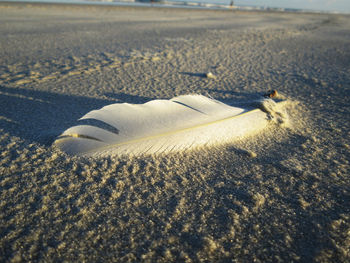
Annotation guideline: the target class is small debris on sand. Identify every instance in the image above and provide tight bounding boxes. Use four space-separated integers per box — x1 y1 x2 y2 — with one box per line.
205 72 216 79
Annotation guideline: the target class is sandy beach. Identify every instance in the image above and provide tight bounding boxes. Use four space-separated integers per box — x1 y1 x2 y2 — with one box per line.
0 2 349 262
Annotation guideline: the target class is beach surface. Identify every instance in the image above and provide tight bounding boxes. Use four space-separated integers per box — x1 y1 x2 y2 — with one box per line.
0 2 349 262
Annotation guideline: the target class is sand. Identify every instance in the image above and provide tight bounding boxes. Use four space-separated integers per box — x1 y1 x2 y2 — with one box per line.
0 2 350 262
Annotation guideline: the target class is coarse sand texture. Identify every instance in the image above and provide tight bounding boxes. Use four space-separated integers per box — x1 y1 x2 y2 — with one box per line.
0 3 349 262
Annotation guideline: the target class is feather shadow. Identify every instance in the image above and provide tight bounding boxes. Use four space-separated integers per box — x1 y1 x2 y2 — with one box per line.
0 86 150 145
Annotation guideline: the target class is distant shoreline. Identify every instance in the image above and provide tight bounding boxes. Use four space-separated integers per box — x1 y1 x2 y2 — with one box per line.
0 0 347 15
0 0 235 12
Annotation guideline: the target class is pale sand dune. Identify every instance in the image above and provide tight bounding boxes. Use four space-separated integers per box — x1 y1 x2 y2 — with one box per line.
0 2 350 262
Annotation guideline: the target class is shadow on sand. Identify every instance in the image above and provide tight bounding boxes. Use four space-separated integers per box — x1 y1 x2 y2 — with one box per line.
0 86 150 145
104 92 150 104
206 89 269 111
179 72 209 78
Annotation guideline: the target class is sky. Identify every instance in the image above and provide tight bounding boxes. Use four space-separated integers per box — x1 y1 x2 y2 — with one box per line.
234 0 350 13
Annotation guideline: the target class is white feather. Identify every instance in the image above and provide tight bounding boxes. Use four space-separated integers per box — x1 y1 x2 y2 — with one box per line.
54 94 275 157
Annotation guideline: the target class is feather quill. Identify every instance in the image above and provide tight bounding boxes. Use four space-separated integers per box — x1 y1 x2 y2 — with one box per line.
54 94 279 157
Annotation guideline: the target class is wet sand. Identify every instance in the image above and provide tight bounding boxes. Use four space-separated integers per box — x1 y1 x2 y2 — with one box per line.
0 2 349 262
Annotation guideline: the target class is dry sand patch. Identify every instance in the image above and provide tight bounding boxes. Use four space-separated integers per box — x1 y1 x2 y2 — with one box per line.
0 3 349 262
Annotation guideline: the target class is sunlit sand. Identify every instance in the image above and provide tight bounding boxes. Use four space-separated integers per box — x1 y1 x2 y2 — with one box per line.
0 2 349 262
